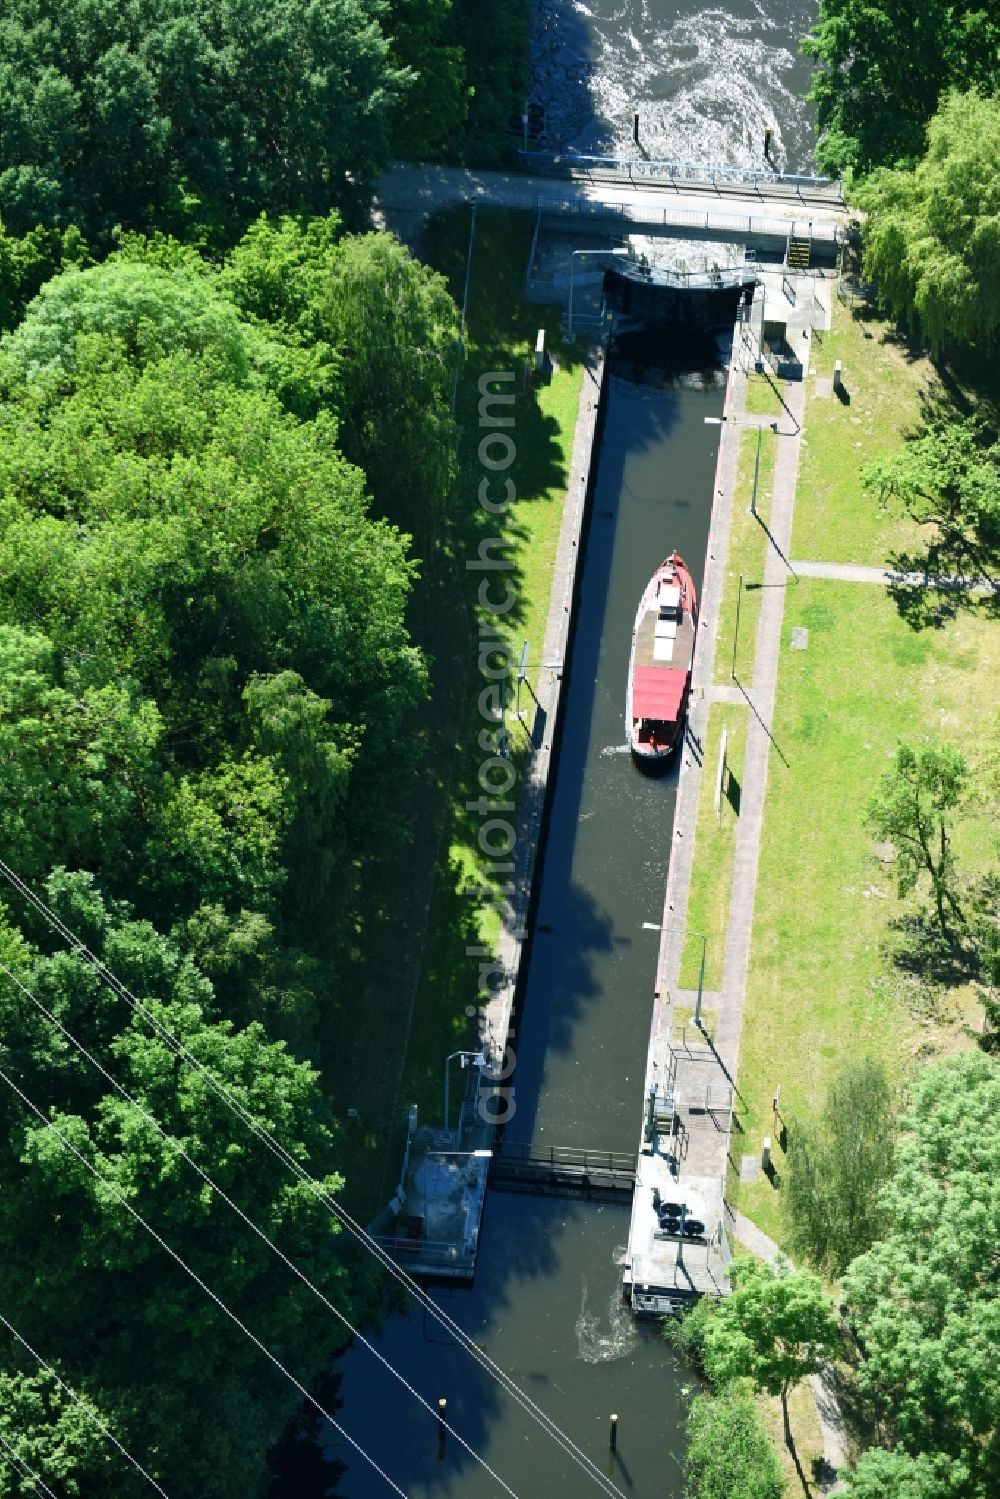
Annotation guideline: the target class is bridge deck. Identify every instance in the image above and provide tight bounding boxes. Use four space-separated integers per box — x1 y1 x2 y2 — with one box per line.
373 165 852 253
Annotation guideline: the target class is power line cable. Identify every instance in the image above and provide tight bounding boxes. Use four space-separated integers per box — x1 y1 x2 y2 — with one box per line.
0 1309 169 1497
0 960 519 1499
0 1425 59 1499
0 859 628 1499
0 1064 410 1499
0 859 626 1497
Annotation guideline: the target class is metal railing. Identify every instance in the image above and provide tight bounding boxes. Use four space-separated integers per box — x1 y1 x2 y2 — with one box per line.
534 193 846 244
492 1141 637 1175
371 1235 475 1267
518 150 841 197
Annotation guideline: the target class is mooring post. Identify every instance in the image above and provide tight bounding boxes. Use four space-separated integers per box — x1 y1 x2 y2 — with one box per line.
438 1398 447 1459
610 1413 619 1452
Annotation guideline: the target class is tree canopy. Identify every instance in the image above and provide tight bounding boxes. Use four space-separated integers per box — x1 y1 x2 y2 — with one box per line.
677 1258 839 1447
0 873 368 1498
856 91 1000 352
684 1389 783 1499
844 1448 971 1499
0 0 527 1483
863 417 1000 568
805 2 1000 176
864 742 968 943
0 0 406 245
0 0 530 250
0 218 463 1482
220 214 458 547
786 1058 896 1277
843 1052 1000 1495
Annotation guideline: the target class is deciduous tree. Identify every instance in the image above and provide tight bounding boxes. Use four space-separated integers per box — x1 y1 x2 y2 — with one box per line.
683 1259 839 1448
786 1058 896 1276
0 873 371 1499
865 742 968 942
843 1052 1000 1492
843 1448 970 1498
857 91 1000 352
684 1389 783 1499
804 2 1000 176
863 418 1000 570
0 0 406 245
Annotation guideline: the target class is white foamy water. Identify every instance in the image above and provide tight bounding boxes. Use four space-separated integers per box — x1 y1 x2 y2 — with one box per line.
575 1258 641 1362
529 0 818 172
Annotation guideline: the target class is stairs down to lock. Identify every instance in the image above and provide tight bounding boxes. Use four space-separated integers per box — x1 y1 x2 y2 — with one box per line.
787 233 811 270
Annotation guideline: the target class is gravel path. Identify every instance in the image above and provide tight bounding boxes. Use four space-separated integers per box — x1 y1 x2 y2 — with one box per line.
791 558 1000 593
730 1210 851 1492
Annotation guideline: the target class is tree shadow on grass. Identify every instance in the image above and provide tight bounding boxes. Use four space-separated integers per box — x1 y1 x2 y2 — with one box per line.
886 908 982 1009
321 206 590 1213
885 568 1000 631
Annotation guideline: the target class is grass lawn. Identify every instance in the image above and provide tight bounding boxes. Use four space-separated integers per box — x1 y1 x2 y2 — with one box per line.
714 426 778 685
792 300 936 566
326 208 585 1219
729 582 998 1247
745 372 789 421
680 705 749 991
762 1381 825 1499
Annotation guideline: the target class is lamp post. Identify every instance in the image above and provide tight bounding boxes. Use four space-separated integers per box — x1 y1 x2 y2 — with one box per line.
704 415 779 515
444 1051 485 1137
515 638 529 720
732 573 743 682
751 424 763 516
694 933 708 1032
568 247 628 339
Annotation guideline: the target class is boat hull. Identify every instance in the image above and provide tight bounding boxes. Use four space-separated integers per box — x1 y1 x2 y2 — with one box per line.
626 552 697 763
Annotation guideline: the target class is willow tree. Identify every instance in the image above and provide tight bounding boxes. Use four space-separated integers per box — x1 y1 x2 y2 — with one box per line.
857 90 1000 352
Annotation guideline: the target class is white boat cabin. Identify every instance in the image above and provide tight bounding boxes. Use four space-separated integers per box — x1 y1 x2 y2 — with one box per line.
653 577 682 660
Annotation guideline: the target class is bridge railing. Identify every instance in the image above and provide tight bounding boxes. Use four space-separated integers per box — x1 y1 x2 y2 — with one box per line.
533 194 846 244
518 149 842 197
492 1141 637 1175
371 1235 475 1267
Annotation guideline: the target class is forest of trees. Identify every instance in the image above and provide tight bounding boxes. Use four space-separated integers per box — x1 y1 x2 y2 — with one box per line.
0 0 529 248
807 2 1000 354
0 1 529 1492
0 225 454 1499
681 1053 1000 1499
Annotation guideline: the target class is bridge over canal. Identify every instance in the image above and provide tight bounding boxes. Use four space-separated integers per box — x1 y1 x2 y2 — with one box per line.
373 160 852 268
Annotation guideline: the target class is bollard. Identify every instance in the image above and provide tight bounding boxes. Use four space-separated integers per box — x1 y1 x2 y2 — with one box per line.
633 112 640 146
438 1398 447 1459
610 1413 619 1453
764 127 773 159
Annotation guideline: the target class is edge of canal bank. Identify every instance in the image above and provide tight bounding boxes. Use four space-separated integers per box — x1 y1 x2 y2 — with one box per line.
382 332 610 1277
626 274 834 1315
484 333 610 1097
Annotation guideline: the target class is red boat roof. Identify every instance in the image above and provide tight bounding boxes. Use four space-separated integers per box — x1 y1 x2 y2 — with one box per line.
633 666 688 721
